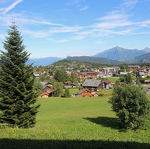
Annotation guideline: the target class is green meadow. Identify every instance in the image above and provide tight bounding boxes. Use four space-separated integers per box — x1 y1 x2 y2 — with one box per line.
105 77 119 83
0 96 150 149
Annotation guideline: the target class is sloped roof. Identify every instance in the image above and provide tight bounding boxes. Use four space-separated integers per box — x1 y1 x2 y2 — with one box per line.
91 92 98 95
40 82 48 89
82 80 101 87
77 88 89 94
103 80 111 84
33 73 39 77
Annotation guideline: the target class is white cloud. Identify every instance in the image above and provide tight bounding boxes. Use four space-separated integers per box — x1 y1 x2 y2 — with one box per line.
80 5 88 11
92 20 133 29
122 0 138 7
47 39 68 42
17 18 63 26
48 26 83 33
1 0 23 14
98 14 128 20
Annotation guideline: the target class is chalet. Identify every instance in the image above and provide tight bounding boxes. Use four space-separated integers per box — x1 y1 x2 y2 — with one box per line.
76 72 100 79
77 88 92 97
82 80 103 91
145 80 150 84
102 67 120 74
65 81 70 85
138 71 148 78
40 88 54 98
102 80 111 90
91 92 99 97
33 73 39 78
127 65 140 70
65 71 71 76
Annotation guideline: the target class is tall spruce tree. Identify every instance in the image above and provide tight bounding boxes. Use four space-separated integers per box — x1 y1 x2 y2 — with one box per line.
0 22 40 128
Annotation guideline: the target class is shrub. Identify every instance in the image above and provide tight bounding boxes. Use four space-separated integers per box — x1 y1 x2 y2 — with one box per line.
108 84 150 130
99 93 104 97
63 88 71 98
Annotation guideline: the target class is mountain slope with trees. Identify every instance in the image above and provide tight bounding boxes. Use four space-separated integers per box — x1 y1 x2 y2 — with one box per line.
93 46 150 60
119 52 150 63
65 56 122 65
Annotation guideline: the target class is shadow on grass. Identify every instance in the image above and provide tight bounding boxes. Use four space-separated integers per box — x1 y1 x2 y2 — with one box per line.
0 139 150 149
84 116 125 132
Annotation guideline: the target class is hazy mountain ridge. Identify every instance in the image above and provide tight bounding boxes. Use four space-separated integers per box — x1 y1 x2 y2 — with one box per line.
26 46 150 66
26 57 63 66
119 52 150 63
65 56 122 65
94 46 150 60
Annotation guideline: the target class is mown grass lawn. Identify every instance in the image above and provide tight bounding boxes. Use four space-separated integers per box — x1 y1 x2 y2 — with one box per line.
105 77 119 83
99 89 113 95
63 88 79 95
0 96 150 149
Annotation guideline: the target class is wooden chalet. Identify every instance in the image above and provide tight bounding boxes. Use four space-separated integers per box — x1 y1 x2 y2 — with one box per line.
102 80 111 89
77 88 92 97
145 80 150 84
82 80 103 91
40 89 54 98
40 82 54 98
91 92 99 97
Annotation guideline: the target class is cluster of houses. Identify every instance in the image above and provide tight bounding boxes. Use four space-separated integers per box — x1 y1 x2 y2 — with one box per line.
34 65 150 98
33 65 150 81
39 79 112 98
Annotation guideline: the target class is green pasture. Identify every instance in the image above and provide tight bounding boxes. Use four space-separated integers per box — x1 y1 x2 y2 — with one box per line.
99 89 113 95
105 77 119 83
0 96 150 149
63 88 79 95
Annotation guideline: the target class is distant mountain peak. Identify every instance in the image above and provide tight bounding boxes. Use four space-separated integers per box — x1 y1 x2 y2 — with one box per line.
93 47 150 60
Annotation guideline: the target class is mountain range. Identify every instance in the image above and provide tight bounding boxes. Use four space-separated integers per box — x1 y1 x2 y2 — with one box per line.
26 46 150 66
65 56 122 65
93 46 150 60
26 57 62 66
119 52 150 63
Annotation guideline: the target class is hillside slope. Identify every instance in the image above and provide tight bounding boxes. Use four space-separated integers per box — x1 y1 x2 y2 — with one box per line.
119 52 150 63
94 46 150 60
65 56 122 65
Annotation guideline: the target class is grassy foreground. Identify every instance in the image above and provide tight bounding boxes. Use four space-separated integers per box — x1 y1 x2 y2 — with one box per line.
0 96 150 149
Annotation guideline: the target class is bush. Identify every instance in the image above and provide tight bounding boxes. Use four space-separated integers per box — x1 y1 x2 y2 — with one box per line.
108 84 150 130
99 93 104 97
63 88 71 98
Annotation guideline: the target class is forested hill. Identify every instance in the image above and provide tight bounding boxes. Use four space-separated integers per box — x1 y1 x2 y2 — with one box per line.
119 52 150 63
64 56 122 65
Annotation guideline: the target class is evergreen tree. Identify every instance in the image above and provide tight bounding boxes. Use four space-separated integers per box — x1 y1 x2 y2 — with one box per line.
54 69 65 83
53 82 63 97
0 22 40 128
125 73 132 84
108 84 150 130
64 88 71 98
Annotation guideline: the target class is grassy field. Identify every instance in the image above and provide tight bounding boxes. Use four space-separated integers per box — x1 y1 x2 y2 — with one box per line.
99 89 113 95
105 77 119 83
63 88 79 95
0 96 150 149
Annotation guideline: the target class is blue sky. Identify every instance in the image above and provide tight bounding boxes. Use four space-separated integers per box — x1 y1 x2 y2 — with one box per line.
0 0 150 58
